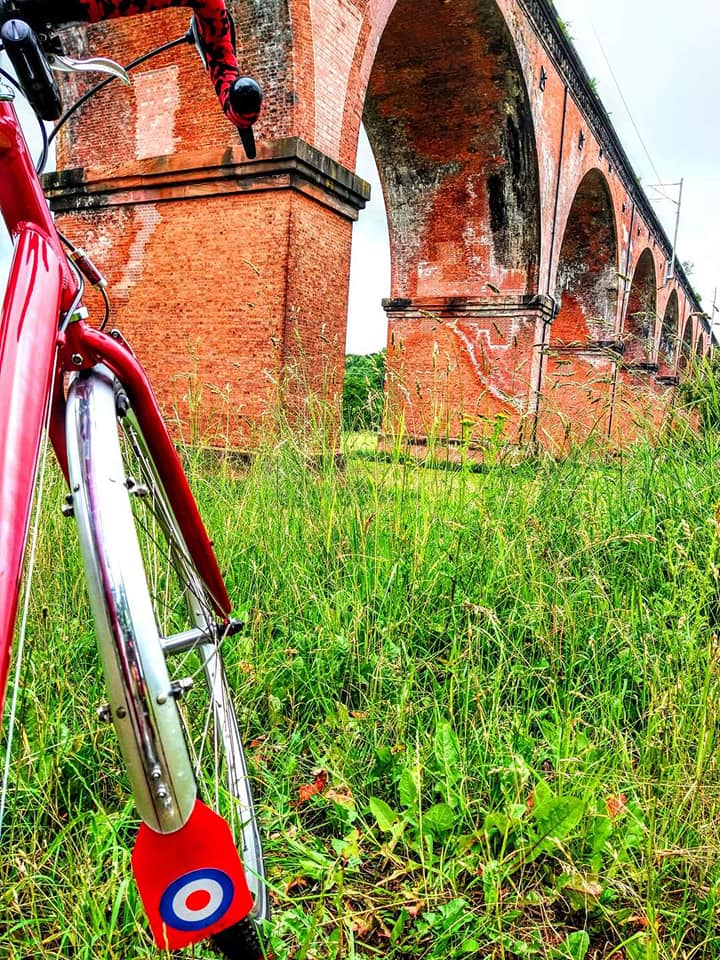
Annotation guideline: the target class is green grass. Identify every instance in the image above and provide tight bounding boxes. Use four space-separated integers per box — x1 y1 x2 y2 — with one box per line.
3 425 720 958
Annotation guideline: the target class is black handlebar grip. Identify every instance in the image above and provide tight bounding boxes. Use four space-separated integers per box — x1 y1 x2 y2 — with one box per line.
228 76 262 160
1 18 62 121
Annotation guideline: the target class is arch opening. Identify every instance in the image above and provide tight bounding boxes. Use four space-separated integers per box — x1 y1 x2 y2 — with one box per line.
363 0 541 302
679 314 698 372
623 249 657 366
658 290 680 374
347 125 391 355
552 169 618 345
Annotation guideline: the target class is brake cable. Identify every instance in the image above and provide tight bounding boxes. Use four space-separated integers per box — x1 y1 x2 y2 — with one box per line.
47 32 190 158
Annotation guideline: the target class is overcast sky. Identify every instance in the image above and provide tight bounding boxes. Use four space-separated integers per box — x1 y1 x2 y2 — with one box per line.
2 2 719 355
347 0 720 353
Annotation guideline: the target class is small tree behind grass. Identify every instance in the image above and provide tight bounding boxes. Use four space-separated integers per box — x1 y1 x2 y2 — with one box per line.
342 350 385 431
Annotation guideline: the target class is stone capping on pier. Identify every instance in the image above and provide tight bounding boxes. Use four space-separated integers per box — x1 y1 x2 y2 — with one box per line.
43 137 371 222
382 294 558 321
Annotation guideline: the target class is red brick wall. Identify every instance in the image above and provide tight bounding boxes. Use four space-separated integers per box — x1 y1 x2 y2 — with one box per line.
552 170 618 345
51 7 362 446
386 298 548 446
284 193 353 392
58 188 293 444
658 291 680 376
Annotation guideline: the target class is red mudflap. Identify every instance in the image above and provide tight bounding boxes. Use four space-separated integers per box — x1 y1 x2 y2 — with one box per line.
131 799 253 950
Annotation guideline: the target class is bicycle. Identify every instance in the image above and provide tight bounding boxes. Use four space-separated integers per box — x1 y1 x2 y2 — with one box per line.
0 4 268 957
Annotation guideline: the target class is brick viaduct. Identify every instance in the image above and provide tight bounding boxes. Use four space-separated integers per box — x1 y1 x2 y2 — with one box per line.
46 0 711 449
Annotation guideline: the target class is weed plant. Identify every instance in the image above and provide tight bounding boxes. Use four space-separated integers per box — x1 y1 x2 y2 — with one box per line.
3 415 720 958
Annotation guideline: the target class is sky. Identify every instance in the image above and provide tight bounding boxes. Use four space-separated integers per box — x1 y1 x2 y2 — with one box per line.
347 0 720 353
2 3 719 354
0 60 44 293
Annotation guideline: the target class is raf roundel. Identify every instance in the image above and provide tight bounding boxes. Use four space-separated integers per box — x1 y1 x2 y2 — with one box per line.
159 868 235 932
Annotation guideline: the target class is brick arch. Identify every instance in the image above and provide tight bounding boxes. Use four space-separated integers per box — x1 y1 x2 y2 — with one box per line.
360 0 541 299
551 169 617 345
679 312 699 371
623 248 657 366
658 289 680 372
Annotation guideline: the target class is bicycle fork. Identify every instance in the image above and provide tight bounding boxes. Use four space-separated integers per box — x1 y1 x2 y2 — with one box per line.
65 368 253 950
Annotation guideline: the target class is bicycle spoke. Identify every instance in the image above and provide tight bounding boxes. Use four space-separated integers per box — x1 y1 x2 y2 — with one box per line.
0 370 57 841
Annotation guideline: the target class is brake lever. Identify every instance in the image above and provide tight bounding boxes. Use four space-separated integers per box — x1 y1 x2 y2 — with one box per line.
48 54 131 86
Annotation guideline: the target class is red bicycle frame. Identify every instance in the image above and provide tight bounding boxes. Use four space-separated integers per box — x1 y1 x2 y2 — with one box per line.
0 93 230 717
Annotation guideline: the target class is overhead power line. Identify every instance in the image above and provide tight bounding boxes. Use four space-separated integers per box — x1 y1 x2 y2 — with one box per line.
583 4 667 195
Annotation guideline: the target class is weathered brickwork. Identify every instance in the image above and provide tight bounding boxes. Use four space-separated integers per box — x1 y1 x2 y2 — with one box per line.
45 0 709 449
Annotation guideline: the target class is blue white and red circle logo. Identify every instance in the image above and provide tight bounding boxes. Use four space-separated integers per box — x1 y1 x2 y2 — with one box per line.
159 868 235 931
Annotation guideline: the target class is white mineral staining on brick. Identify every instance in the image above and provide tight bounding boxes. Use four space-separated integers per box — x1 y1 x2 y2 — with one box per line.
134 66 180 161
446 319 523 411
115 205 162 302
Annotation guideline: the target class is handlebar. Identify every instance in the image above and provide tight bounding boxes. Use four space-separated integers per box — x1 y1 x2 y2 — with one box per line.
0 12 262 158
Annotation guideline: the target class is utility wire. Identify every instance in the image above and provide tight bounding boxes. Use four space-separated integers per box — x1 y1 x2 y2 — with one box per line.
582 3 669 198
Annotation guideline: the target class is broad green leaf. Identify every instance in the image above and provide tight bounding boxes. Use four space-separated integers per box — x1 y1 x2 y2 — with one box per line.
298 858 327 879
369 796 399 832
533 778 554 808
621 799 648 855
528 795 585 860
327 927 341 960
509 802 528 822
500 933 536 956
390 908 408 945
399 767 419 810
434 721 460 776
551 930 590 960
330 828 361 864
484 811 510 835
423 802 455 835
624 933 652 960
556 871 602 900
590 814 614 855
437 898 468 921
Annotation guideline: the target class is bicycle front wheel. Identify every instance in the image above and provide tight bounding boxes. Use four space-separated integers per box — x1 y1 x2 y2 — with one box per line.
65 365 267 959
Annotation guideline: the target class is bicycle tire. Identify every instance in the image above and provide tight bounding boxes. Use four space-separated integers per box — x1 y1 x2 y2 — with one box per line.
65 365 267 959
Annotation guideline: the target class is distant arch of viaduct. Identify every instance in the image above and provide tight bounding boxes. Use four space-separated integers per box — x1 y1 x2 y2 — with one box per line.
47 0 710 447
